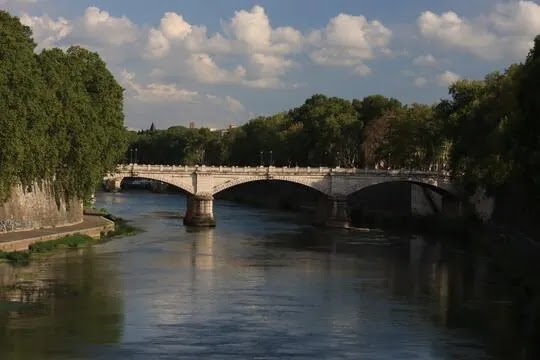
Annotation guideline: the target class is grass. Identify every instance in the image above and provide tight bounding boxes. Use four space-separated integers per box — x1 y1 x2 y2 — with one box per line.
0 211 142 266
0 234 94 265
102 213 141 238
29 234 94 253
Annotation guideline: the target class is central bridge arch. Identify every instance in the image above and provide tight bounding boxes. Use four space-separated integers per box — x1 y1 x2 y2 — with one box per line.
211 175 331 196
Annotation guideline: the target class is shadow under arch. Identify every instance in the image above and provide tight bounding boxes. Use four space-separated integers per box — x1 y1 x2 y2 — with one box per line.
120 176 193 195
213 179 329 213
347 180 462 229
212 176 330 197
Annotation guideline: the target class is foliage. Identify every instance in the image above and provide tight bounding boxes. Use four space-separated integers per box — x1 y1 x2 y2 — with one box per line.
103 213 140 237
0 11 127 203
0 251 30 265
29 234 93 253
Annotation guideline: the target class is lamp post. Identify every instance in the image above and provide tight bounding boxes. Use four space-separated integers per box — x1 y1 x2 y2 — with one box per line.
269 150 273 167
337 151 340 168
129 148 133 164
260 151 264 167
134 148 138 164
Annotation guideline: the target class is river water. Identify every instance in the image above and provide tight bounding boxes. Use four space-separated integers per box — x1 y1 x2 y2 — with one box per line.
0 191 535 359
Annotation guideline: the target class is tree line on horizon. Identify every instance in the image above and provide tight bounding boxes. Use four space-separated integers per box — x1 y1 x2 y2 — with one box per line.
129 36 540 224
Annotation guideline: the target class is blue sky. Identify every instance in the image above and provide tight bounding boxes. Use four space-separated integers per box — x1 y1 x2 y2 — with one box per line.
3 0 540 129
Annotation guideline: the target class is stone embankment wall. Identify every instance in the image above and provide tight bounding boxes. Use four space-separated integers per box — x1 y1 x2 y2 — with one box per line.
0 183 83 233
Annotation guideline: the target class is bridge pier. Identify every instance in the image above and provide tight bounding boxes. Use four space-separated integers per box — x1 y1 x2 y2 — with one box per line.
103 178 122 192
325 195 350 228
184 194 216 227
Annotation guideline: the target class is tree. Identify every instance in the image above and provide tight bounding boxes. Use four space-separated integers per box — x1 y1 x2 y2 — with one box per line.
515 36 540 203
0 11 128 203
290 94 359 166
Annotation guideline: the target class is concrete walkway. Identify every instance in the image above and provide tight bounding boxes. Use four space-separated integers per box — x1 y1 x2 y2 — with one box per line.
0 215 115 252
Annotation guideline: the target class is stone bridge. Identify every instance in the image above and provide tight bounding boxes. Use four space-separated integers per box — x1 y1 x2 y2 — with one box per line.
103 164 455 227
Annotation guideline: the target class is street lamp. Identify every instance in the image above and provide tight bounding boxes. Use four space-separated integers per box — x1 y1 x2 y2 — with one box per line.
129 148 133 164
260 151 264 167
269 150 273 166
337 151 340 167
134 148 138 164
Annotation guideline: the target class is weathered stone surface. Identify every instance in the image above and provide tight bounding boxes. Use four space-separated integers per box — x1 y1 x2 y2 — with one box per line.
0 183 83 233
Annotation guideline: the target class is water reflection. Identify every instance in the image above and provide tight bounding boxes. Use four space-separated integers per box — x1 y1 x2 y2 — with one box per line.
0 191 538 359
0 250 123 359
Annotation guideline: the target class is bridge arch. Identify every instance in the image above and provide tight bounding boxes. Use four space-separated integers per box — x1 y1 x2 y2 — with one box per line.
117 174 195 195
343 178 456 198
211 175 331 196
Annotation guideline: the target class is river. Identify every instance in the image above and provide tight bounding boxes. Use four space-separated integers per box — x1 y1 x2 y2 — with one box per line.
0 191 536 359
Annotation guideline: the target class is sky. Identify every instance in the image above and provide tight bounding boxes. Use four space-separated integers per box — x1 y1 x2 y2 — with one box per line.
2 0 539 130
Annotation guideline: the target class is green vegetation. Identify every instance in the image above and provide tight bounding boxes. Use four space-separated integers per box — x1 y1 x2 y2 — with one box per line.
0 234 93 265
0 214 140 265
103 213 140 238
0 251 30 265
0 11 127 204
28 234 93 253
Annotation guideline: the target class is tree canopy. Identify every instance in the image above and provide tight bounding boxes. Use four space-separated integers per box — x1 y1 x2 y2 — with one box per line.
0 11 127 203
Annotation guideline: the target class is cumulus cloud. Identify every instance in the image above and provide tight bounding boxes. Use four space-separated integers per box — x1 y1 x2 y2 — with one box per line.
418 1 540 60
437 71 461 86
20 13 71 49
308 13 391 74
186 53 246 84
79 7 138 46
143 6 302 88
146 28 170 58
19 6 139 52
121 70 199 103
160 12 192 40
121 70 249 128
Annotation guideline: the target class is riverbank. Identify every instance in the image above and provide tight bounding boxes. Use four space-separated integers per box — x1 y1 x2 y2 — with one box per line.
0 215 114 253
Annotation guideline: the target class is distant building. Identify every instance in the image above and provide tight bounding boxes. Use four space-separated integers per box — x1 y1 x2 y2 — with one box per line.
189 122 195 129
210 123 238 137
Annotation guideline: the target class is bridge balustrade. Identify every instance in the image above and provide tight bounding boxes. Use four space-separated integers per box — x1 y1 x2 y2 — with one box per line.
119 164 450 178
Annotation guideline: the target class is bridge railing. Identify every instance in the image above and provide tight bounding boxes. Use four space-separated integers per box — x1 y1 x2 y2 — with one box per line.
114 164 450 178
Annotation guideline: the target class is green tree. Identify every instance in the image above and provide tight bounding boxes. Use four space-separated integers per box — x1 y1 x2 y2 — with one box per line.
0 11 48 199
0 11 127 204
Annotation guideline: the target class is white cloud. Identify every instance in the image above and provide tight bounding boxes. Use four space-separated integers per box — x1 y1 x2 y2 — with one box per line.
160 12 192 40
121 70 249 128
19 6 140 51
414 76 428 87
228 5 272 52
185 53 247 85
206 94 246 113
412 54 437 66
418 1 540 60
80 7 138 46
308 13 391 74
248 53 293 78
146 28 170 58
121 70 199 103
143 6 301 88
20 13 71 49
437 71 461 87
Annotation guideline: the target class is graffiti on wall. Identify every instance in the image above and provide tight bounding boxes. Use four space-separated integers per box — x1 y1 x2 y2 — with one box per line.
0 219 34 233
